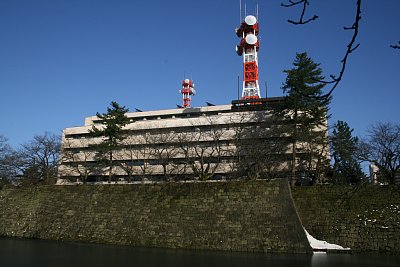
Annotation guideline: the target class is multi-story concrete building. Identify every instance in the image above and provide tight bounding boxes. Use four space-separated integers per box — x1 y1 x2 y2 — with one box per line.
58 97 329 183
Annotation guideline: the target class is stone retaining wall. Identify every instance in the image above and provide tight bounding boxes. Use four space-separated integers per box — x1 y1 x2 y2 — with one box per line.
0 180 311 253
292 185 400 254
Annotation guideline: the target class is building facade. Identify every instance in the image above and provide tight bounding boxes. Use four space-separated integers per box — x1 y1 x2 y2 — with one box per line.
58 98 329 183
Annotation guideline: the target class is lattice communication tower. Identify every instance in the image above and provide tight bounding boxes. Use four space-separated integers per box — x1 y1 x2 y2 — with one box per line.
179 79 196 108
235 15 261 100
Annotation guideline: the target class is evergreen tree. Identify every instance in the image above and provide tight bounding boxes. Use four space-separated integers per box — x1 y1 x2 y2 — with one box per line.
90 101 130 182
330 120 363 184
279 52 331 185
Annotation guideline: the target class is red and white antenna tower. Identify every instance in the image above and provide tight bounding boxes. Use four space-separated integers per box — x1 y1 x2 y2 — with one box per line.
235 10 261 100
179 79 196 108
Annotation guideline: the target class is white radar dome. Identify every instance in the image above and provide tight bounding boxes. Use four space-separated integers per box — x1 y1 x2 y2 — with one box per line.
245 34 258 45
245 15 257 26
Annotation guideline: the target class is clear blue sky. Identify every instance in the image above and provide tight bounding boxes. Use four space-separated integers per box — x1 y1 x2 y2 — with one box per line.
0 0 399 147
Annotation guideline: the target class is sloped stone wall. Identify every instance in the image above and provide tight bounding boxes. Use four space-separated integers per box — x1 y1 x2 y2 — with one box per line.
292 185 400 254
0 180 311 253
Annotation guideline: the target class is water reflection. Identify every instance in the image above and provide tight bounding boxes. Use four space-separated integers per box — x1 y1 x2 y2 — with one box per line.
0 238 399 267
311 251 400 267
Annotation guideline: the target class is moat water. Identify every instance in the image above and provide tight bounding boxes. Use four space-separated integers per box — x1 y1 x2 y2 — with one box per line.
1 237 399 267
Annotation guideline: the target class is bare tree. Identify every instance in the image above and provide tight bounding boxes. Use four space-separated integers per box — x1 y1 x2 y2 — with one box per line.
60 138 97 184
226 113 250 178
297 129 330 184
175 132 192 179
358 122 400 184
231 112 288 180
0 135 11 176
20 132 61 184
1 151 24 184
114 135 138 182
229 106 329 183
0 135 10 158
0 135 15 185
177 118 227 181
115 133 153 182
148 131 181 181
113 133 154 182
135 133 154 181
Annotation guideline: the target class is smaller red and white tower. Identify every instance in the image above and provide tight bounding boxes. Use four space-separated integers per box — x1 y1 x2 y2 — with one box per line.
236 15 261 100
179 79 196 108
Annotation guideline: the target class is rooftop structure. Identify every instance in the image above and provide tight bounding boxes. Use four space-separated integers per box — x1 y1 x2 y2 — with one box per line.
179 79 196 108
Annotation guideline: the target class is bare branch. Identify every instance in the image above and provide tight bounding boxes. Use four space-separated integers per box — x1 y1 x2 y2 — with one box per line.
281 0 304 8
282 0 362 103
281 0 318 25
390 41 400 49
317 0 361 100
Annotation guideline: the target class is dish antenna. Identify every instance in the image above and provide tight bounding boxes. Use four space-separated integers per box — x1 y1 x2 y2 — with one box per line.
245 15 257 26
245 34 258 45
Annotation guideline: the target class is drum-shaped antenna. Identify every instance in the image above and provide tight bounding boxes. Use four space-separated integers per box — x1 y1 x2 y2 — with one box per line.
245 15 257 26
245 34 258 45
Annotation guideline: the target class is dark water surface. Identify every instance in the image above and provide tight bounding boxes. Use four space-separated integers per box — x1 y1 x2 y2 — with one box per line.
1 237 399 267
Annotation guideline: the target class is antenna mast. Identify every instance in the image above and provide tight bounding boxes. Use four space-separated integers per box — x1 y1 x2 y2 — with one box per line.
240 0 242 22
256 3 259 19
179 79 196 108
235 5 261 101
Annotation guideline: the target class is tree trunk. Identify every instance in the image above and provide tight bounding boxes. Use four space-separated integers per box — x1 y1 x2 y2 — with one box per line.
109 150 112 183
163 164 168 181
291 140 297 186
291 110 298 186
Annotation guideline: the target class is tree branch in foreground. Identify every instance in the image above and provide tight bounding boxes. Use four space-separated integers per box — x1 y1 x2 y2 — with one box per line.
317 0 361 101
283 0 362 103
390 41 400 49
281 0 318 25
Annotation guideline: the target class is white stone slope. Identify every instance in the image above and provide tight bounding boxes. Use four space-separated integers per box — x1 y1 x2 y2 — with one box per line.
304 229 351 251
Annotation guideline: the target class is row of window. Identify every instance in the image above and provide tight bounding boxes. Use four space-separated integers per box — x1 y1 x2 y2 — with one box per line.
61 153 295 166
63 136 289 152
92 111 228 125
64 120 278 140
